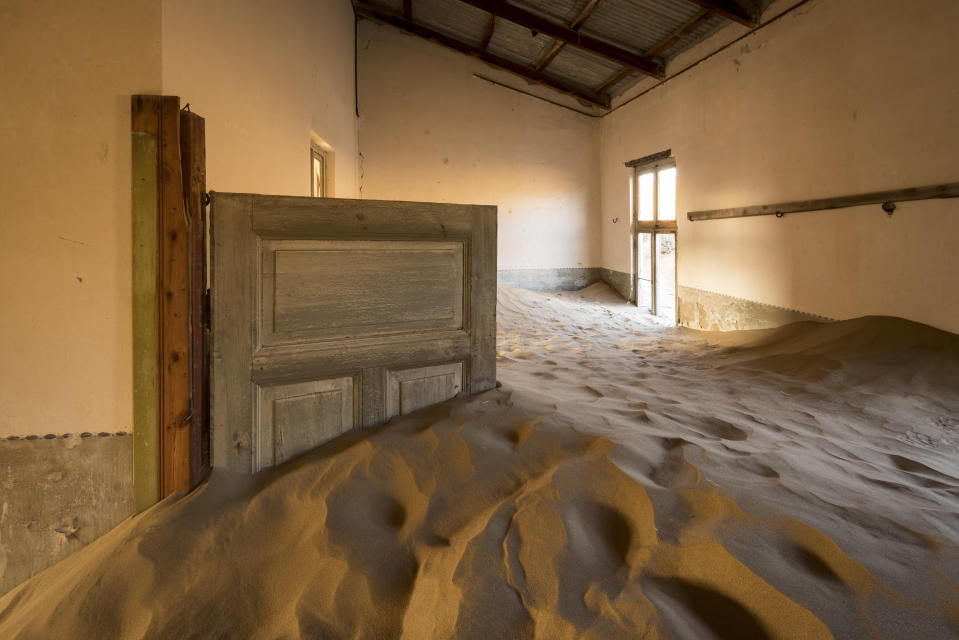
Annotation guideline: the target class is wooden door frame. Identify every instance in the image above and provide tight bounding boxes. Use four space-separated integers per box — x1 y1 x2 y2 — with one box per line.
631 158 678 323
131 95 209 511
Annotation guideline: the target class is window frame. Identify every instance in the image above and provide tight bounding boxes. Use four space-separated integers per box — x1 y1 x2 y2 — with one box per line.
631 157 678 322
310 144 327 198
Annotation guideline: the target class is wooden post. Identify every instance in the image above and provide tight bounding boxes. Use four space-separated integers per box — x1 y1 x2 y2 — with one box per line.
131 96 161 512
180 110 209 488
131 95 195 508
157 97 192 497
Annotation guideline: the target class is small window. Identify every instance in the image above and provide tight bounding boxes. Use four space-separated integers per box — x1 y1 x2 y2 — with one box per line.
311 144 327 197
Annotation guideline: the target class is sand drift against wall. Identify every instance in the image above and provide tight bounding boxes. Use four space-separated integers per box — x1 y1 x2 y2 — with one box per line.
1 285 958 638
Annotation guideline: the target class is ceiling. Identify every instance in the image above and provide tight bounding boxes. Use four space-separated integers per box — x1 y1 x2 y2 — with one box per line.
353 0 774 110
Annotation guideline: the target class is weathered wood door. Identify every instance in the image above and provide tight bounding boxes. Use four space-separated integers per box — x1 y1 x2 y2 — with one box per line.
210 194 496 473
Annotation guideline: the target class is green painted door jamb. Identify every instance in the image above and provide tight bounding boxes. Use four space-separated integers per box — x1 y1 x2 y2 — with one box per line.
132 131 159 512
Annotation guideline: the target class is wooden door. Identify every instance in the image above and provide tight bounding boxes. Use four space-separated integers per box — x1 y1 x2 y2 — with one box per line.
210 194 496 473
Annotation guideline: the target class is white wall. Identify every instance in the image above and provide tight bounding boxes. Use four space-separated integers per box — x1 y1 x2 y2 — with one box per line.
600 0 959 334
0 0 162 438
357 22 601 271
162 0 359 197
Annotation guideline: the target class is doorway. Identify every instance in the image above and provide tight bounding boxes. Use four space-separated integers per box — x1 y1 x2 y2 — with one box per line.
633 159 677 323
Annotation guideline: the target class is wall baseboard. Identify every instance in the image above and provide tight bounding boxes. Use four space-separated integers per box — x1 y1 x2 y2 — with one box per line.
496 270 831 332
496 267 633 301
678 285 834 331
599 268 630 300
0 433 133 597
497 267 602 291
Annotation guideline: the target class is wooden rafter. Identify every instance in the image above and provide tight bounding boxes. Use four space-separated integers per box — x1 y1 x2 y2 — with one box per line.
684 0 757 27
454 0 664 79
535 0 604 72
480 14 496 51
354 2 610 107
593 7 712 95
595 67 632 94
647 8 711 57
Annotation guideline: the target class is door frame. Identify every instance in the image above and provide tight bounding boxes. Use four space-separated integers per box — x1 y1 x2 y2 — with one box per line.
131 95 209 511
631 157 678 323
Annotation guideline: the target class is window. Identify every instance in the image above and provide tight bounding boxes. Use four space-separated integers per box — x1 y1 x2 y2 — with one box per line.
632 158 677 322
311 144 327 197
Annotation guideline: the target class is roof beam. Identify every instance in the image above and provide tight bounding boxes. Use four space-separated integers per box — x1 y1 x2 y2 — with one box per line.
535 0 605 71
454 0 664 79
646 8 711 57
480 14 496 51
354 2 610 108
595 67 632 95
684 0 757 27
593 8 712 94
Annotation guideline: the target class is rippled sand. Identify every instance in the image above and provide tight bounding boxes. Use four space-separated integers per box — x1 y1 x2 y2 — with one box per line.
1 284 958 639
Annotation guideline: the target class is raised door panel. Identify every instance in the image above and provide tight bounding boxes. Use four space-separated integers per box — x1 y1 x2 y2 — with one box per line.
387 362 464 419
255 377 355 471
212 194 496 473
258 240 464 347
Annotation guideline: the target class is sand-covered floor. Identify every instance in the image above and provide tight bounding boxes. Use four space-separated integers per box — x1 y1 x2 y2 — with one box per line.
2 284 958 639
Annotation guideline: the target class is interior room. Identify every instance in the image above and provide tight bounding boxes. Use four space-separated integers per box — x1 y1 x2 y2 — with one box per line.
1 0 957 637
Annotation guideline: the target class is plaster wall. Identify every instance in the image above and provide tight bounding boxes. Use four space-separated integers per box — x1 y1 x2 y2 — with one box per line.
162 0 359 198
0 0 162 439
357 21 601 271
600 0 959 334
0 0 361 595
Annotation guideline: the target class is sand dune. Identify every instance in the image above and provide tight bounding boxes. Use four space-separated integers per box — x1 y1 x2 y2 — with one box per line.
1 284 957 639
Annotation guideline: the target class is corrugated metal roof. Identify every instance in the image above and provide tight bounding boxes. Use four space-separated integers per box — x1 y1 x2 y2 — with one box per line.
357 0 776 108
510 0 585 26
413 0 492 47
662 11 728 58
579 0 703 54
607 72 643 97
486 16 555 66
373 0 403 13
548 45 623 89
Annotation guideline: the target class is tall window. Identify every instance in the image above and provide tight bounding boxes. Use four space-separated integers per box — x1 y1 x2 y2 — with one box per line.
311 144 327 197
632 158 677 322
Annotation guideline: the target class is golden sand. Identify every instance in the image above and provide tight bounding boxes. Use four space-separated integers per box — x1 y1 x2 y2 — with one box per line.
1 284 957 638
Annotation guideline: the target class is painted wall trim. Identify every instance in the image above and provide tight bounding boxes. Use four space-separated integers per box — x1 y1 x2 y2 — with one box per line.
599 268 630 301
0 433 134 597
496 267 632 300
498 267 602 291
678 285 835 332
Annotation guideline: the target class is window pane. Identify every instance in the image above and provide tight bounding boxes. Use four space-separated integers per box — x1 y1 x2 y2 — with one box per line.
638 172 654 221
658 167 676 221
312 155 324 197
656 233 676 320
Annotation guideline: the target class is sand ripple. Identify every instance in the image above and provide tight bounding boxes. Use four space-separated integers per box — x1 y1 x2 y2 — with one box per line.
1 284 958 639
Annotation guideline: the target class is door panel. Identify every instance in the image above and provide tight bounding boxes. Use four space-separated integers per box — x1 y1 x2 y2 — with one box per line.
655 232 676 321
259 240 464 346
387 362 464 419
211 194 496 473
637 232 652 313
256 377 355 470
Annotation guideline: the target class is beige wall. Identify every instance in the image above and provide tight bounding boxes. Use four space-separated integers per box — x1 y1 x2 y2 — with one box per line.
0 0 359 438
357 22 601 271
0 0 162 438
600 0 959 334
162 0 359 197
